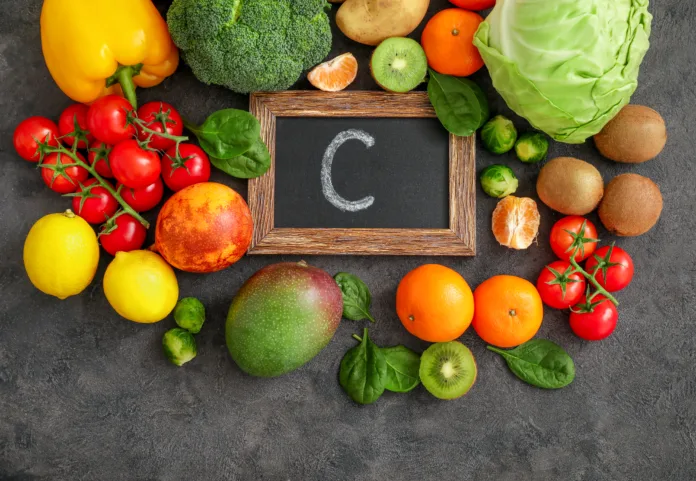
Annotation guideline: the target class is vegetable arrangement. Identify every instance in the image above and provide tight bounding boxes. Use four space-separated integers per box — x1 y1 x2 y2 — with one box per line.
13 0 669 400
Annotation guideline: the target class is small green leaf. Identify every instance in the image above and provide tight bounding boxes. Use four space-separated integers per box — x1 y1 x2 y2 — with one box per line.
488 339 575 389
334 272 375 323
209 137 271 179
427 70 489 137
382 345 420 393
339 329 387 405
185 109 260 160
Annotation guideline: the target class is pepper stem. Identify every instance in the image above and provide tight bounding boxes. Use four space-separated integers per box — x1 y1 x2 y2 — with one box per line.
107 64 143 109
117 68 138 109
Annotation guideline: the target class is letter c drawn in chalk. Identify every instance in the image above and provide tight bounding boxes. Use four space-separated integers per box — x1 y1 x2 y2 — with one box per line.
321 129 375 212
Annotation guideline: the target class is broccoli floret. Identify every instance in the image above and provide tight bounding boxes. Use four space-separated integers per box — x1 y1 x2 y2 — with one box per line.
167 0 332 93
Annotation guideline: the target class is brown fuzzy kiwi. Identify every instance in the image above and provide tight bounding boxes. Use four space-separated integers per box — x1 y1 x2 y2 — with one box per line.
536 157 604 215
594 105 667 164
598 173 663 236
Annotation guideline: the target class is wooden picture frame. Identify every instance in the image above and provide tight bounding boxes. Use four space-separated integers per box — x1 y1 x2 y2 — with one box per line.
248 91 476 256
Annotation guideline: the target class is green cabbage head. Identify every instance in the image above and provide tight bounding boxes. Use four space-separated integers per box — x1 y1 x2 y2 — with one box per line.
474 0 652 144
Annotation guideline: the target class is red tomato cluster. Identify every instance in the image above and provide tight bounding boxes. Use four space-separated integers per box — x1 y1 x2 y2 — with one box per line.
12 96 212 256
537 216 634 342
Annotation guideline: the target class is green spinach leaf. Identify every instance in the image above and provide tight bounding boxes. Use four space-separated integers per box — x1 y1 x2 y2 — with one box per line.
382 345 421 393
210 137 271 179
185 109 260 160
427 69 489 137
334 272 375 323
339 329 387 404
488 339 575 389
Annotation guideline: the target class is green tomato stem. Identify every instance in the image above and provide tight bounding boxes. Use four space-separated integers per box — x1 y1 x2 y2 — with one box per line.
47 144 150 229
569 257 619 306
134 118 190 145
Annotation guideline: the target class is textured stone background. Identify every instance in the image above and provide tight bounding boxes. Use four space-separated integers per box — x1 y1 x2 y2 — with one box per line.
1 1 694 480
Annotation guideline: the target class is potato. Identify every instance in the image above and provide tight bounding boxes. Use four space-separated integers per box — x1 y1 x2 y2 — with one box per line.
336 0 430 46
536 157 604 215
599 174 663 236
594 105 667 163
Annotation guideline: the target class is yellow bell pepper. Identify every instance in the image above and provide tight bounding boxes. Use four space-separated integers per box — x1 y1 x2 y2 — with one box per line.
40 0 179 108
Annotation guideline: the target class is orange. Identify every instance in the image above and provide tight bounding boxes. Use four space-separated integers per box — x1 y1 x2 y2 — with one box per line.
396 264 474 342
473 276 543 348
421 8 484 77
307 53 358 92
492 196 540 250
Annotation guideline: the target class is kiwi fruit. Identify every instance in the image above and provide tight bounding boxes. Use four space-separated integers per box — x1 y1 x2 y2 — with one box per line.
599 173 663 236
370 37 427 93
536 157 604 215
594 105 667 164
419 341 477 400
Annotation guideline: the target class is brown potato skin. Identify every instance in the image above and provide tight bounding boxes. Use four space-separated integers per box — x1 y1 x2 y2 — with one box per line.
599 173 663 237
536 157 604 215
336 0 430 46
594 105 667 163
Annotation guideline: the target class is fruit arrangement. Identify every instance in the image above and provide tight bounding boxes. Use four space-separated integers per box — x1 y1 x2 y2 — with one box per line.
11 0 668 408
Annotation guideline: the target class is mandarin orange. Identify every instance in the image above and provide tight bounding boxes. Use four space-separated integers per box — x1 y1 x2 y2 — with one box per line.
472 275 543 348
421 9 484 77
396 264 474 342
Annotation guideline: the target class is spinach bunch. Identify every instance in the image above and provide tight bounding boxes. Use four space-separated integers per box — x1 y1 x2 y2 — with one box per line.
184 109 271 179
339 329 420 405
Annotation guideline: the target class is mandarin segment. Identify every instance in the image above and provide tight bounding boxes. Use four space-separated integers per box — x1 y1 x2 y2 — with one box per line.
307 53 358 92
491 196 540 250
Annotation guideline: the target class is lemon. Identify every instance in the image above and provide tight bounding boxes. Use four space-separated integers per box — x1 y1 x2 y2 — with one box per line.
23 210 99 300
103 250 179 323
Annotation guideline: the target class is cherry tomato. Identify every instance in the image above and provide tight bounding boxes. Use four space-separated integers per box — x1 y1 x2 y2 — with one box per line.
58 103 94 149
136 101 184 151
99 214 147 255
40 152 89 194
448 0 495 10
109 139 161 189
536 260 586 309
71 178 119 224
88 141 114 178
118 178 164 212
162 143 211 191
585 245 635 292
570 295 618 341
13 116 60 162
550 216 599 262
86 95 135 145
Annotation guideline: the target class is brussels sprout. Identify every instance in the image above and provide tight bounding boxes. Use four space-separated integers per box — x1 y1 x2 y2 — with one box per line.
481 115 518 154
480 164 519 198
162 328 197 366
515 132 549 163
174 297 205 334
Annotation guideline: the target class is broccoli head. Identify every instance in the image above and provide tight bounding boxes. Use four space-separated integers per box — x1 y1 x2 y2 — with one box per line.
167 0 333 93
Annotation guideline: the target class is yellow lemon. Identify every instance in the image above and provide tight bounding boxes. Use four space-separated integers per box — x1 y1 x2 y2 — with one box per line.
23 210 99 300
103 250 179 323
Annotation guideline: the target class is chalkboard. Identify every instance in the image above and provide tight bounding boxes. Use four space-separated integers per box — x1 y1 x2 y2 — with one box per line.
274 117 449 229
247 91 476 256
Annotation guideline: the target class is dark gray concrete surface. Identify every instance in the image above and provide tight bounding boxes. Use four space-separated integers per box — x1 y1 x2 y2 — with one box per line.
1 1 694 480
